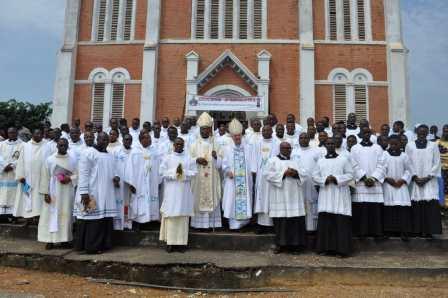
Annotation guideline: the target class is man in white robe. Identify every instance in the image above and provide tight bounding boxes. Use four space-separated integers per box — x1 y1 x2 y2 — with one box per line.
291 133 320 232
383 135 413 240
129 118 141 146
190 112 222 230
284 122 299 149
0 127 23 217
150 122 163 152
246 118 262 146
179 120 194 153
265 142 307 254
68 127 84 163
406 124 442 237
253 125 279 231
14 129 46 221
38 138 78 249
313 138 354 257
160 137 197 252
285 114 304 137
346 113 360 136
75 132 119 254
350 126 386 238
222 119 255 230
158 126 178 156
43 128 62 161
124 131 161 228
113 134 133 230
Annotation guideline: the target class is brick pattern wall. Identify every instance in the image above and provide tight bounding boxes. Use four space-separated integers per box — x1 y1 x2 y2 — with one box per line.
267 0 298 39
160 0 192 39
156 44 299 122
76 45 144 80
315 44 387 81
79 0 94 41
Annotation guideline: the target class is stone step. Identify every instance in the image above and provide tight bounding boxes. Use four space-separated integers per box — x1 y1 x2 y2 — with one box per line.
0 223 447 252
1 238 448 290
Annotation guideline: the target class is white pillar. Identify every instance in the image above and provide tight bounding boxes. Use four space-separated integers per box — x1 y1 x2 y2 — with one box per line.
103 80 113 128
384 0 410 126
257 50 271 118
299 0 316 127
185 51 200 117
52 0 81 127
140 0 161 123
336 0 344 40
204 0 211 39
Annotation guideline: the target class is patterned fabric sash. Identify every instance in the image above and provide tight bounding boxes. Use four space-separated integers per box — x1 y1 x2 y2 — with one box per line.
233 146 248 220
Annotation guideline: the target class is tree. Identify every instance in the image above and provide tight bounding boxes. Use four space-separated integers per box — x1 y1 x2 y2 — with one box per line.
0 99 52 131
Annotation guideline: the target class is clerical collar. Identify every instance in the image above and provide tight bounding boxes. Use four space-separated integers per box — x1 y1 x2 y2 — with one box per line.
263 138 272 143
415 139 428 149
360 140 373 147
347 124 358 130
7 139 19 144
174 151 184 156
325 152 338 159
300 145 310 149
277 154 289 160
388 149 401 156
95 146 107 153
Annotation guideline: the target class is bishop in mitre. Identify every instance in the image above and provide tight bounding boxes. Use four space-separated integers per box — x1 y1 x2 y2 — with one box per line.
190 112 222 229
222 119 255 230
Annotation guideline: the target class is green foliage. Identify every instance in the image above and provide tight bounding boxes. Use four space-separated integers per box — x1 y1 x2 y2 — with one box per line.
0 99 52 131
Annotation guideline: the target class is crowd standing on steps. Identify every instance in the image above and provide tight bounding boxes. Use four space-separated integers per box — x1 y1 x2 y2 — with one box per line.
0 112 446 258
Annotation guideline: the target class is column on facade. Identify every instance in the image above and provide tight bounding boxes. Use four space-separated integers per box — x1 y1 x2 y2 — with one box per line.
256 50 271 119
140 0 161 123
52 0 81 127
299 0 316 127
185 51 200 117
384 0 409 126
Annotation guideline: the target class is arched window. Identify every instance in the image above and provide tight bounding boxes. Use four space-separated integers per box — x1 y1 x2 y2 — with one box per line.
193 0 266 40
92 0 136 42
111 72 126 120
329 68 371 123
326 0 371 41
89 68 130 127
90 70 107 125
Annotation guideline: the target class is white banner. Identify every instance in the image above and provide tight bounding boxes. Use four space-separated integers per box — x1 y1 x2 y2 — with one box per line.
187 95 264 112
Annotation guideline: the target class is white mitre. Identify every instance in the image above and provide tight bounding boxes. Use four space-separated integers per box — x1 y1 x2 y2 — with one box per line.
228 119 243 136
197 112 213 128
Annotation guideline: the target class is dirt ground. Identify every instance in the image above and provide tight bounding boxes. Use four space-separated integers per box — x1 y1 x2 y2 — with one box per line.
1 266 448 298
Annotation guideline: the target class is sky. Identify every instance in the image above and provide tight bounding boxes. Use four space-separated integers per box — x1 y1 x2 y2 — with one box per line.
0 0 447 127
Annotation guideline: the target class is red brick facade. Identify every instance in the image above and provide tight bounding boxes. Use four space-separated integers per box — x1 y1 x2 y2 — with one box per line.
71 0 392 130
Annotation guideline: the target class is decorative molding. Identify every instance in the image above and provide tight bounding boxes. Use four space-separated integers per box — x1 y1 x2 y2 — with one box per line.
314 40 386 45
195 49 259 91
77 40 145 45
204 84 252 96
160 39 299 44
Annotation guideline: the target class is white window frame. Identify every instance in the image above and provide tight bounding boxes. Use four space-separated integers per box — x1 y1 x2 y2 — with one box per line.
191 0 266 40
325 0 371 41
329 68 372 122
91 0 137 42
89 68 131 127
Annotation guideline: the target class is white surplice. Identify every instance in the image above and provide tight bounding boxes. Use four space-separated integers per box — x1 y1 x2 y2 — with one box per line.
406 141 441 201
76 149 118 220
253 138 280 226
14 140 45 218
313 155 354 216
68 140 84 163
264 156 306 218
189 137 223 229
292 146 321 231
112 146 132 230
160 151 197 217
0 139 23 215
159 151 197 246
106 141 122 154
124 144 161 223
221 143 255 229
382 152 413 206
38 153 77 243
350 143 386 203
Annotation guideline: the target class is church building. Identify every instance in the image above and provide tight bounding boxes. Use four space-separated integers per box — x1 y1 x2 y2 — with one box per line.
52 0 409 129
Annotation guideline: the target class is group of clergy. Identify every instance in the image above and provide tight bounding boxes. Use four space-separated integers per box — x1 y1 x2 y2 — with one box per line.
0 111 445 257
